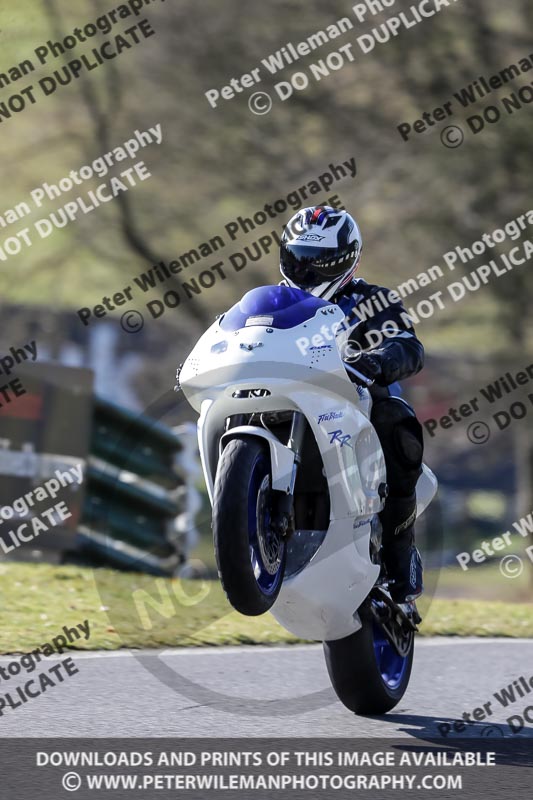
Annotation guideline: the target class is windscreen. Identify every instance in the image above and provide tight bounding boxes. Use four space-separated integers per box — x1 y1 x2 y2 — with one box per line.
219 285 330 331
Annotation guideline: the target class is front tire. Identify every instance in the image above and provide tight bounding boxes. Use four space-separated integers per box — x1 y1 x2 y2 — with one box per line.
323 605 414 714
213 437 287 616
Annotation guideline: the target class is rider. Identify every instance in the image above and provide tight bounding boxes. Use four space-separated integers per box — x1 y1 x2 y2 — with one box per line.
279 205 424 603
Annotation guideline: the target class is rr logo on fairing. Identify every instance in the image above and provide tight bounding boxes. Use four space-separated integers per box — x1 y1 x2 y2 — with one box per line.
328 429 353 449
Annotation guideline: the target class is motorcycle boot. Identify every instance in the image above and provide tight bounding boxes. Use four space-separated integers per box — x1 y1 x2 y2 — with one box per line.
380 492 423 604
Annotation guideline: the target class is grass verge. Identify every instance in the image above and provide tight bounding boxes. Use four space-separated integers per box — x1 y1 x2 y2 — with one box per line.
0 562 531 655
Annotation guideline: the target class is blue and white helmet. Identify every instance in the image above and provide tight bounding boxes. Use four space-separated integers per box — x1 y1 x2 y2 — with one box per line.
280 206 362 300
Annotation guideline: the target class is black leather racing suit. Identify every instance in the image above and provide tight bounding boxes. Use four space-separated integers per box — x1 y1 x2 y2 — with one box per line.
334 278 425 597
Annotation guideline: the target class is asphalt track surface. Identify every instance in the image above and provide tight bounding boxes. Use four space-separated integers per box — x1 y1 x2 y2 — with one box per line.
1 638 533 739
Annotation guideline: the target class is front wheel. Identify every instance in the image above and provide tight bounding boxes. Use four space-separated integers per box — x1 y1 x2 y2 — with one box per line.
213 437 287 616
323 604 414 714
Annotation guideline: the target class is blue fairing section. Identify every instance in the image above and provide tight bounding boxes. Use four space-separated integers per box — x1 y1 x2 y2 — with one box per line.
220 285 330 331
388 382 403 397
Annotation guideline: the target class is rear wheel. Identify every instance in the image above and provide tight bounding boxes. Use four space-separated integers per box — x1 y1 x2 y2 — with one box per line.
213 437 287 616
323 603 414 714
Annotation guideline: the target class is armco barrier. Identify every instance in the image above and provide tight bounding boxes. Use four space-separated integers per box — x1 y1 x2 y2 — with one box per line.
78 396 199 576
0 364 199 576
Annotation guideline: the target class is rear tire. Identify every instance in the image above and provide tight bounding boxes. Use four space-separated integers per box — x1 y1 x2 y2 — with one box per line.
213 437 287 616
323 606 414 714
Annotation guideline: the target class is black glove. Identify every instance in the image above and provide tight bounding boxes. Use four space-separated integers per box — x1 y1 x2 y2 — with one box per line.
346 352 383 385
370 348 401 385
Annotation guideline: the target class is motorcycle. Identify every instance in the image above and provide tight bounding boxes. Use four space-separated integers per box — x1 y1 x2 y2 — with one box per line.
179 284 437 714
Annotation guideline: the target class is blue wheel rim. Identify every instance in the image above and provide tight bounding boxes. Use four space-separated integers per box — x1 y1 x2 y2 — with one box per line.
372 620 411 691
247 454 284 596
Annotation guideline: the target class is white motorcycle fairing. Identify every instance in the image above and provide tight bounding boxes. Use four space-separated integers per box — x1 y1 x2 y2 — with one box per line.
180 286 437 641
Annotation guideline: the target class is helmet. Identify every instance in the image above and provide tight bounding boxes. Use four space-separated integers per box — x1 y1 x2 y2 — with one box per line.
280 206 362 300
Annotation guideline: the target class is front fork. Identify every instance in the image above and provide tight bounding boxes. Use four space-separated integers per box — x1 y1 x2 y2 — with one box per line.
271 411 306 536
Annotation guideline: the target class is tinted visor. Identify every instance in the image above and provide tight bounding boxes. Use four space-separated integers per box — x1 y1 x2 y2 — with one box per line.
281 243 357 289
